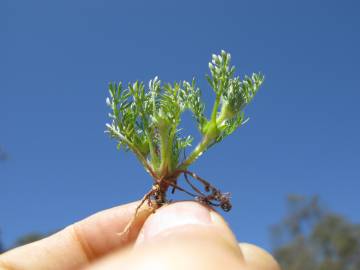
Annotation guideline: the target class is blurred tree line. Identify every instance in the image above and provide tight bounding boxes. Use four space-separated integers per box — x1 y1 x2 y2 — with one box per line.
0 146 7 253
0 231 4 254
0 147 47 253
0 232 45 254
271 195 360 270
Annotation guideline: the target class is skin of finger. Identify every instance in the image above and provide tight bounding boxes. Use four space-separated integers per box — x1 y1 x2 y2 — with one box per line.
84 233 281 270
84 209 246 270
84 227 245 270
135 202 241 248
0 201 153 270
84 206 280 270
239 243 282 270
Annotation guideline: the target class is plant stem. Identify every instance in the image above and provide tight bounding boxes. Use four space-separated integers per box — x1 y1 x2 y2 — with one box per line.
210 94 221 124
107 125 155 178
178 134 212 169
216 104 232 126
159 125 170 175
147 128 160 170
166 127 176 172
179 92 223 169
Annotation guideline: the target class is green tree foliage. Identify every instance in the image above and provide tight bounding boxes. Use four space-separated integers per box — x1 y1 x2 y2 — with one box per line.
271 195 360 270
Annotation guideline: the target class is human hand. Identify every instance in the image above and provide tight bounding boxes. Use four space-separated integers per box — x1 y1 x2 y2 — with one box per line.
0 201 280 270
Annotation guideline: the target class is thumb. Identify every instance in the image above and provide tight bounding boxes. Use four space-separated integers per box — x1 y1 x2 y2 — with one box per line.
87 201 245 270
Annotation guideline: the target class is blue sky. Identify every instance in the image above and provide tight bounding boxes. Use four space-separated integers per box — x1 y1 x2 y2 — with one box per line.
1 0 359 250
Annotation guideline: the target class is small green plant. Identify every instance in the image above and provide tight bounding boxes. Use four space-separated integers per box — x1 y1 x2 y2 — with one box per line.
106 50 263 213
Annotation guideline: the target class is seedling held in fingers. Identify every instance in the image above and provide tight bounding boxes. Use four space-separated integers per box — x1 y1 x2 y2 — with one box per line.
106 50 263 217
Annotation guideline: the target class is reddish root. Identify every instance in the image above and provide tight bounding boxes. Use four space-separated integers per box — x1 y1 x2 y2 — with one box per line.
118 170 232 237
118 185 160 237
177 170 232 212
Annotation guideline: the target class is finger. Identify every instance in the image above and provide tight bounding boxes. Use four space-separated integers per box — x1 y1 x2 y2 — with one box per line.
0 201 153 270
239 243 281 270
85 201 246 270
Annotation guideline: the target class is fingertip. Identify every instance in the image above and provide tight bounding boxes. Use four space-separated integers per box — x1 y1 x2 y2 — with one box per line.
86 202 245 270
209 209 240 248
240 243 281 270
135 201 212 244
135 201 242 255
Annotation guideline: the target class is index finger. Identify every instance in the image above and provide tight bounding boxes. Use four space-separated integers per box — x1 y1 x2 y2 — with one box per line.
0 201 153 270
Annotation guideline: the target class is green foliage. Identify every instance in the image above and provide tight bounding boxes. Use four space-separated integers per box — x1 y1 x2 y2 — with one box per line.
182 79 206 130
272 195 360 270
106 50 263 178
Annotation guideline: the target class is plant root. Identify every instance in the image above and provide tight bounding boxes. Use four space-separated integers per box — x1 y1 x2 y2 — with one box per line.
177 170 232 212
118 170 231 238
117 185 160 237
